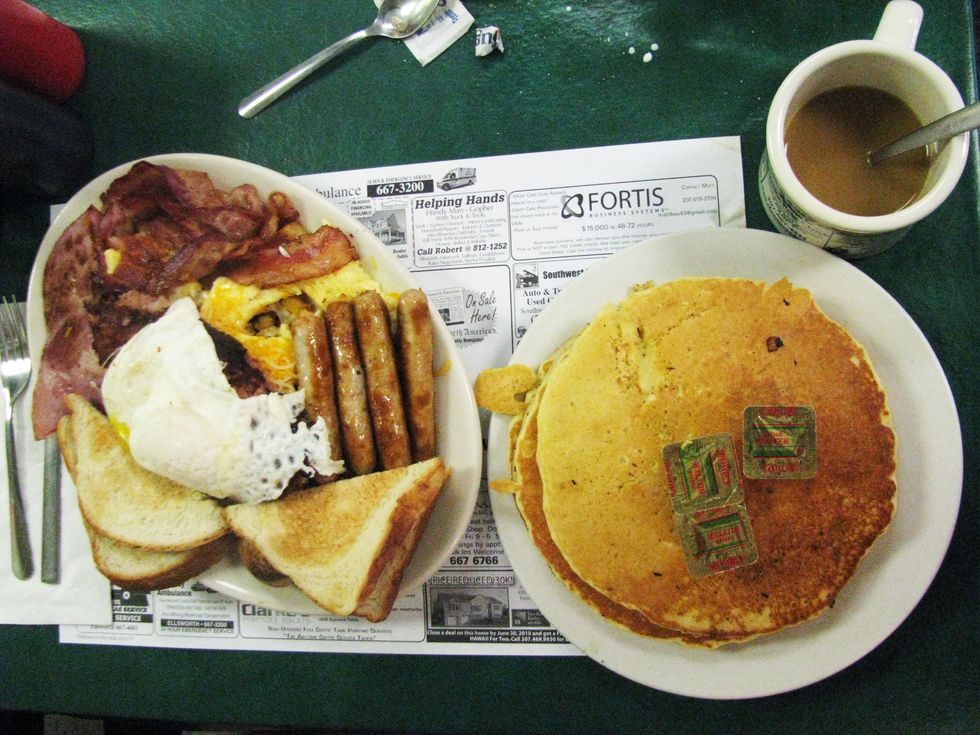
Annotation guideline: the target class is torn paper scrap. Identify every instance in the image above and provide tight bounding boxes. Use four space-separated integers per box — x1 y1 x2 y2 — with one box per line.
376 0 474 66
475 26 504 57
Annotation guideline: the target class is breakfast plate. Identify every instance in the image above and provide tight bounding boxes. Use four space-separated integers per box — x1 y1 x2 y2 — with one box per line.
486 227 962 698
27 153 483 615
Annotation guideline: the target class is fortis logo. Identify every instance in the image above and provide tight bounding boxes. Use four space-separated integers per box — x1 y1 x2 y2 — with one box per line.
561 187 665 218
560 194 585 218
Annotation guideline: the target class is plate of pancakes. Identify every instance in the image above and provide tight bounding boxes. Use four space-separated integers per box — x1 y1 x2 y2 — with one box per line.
485 227 961 698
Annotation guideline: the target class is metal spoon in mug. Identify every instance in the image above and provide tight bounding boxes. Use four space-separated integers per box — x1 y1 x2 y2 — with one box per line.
868 101 980 165
239 0 441 119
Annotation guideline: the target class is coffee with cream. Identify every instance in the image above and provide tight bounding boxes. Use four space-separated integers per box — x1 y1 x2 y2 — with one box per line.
785 86 931 217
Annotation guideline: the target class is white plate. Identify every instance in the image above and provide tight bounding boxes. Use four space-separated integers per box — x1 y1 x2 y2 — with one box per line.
487 227 962 699
27 153 483 615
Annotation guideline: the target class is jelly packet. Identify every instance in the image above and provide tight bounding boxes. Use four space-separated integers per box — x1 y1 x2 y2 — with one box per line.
663 433 758 577
663 433 742 515
742 405 817 479
674 503 759 577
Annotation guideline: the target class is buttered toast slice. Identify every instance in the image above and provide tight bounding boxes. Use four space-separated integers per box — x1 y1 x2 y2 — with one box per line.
59 394 228 552
224 457 448 622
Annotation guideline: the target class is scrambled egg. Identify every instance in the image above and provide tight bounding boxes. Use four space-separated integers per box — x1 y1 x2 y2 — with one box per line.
199 261 398 393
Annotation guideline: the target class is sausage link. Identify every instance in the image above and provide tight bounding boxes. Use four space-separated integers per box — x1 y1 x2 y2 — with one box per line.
324 301 377 475
353 291 412 470
291 310 344 481
397 289 436 461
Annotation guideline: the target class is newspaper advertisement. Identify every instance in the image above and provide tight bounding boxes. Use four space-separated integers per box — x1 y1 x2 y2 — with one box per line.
60 136 745 655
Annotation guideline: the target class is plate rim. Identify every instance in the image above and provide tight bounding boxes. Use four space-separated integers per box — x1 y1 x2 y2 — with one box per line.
487 226 962 698
27 152 483 615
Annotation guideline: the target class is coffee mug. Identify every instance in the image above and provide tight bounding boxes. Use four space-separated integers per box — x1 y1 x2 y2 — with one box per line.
759 0 969 258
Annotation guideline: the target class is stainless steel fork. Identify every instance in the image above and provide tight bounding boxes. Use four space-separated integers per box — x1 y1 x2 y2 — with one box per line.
0 297 34 580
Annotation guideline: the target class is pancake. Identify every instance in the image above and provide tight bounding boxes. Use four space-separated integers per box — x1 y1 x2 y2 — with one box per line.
535 277 896 639
510 382 743 647
497 346 750 647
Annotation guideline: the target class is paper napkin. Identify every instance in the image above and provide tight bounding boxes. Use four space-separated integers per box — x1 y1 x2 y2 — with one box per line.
0 377 112 625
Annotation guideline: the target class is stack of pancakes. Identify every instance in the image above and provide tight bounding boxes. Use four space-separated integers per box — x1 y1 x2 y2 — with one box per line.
484 277 896 646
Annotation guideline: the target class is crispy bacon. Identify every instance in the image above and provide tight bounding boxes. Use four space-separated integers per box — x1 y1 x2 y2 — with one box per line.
105 231 239 294
102 160 167 201
97 163 289 295
161 167 225 208
220 224 357 288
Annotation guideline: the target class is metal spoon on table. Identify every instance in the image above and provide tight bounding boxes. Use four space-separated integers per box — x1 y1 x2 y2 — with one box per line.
868 101 980 164
239 0 441 119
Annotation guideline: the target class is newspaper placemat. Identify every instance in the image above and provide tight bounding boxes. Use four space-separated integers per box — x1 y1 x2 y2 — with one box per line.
60 136 744 655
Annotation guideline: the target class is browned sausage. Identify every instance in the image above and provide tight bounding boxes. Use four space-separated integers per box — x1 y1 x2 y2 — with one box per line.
324 301 377 475
291 310 344 481
353 291 412 470
397 289 436 461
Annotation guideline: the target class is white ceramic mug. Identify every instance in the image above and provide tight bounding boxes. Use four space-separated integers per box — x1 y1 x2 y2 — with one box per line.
759 0 969 258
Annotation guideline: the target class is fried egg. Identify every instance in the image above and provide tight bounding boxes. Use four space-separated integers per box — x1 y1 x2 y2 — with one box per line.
101 297 344 503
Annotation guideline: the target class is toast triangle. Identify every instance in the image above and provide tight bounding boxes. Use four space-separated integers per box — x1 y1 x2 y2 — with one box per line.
83 520 230 592
224 457 448 621
59 394 228 552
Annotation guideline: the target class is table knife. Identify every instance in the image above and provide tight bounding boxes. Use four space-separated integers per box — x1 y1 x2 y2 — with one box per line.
41 435 60 583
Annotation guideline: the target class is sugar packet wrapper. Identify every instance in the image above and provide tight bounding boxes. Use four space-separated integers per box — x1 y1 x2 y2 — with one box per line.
475 26 504 56
377 0 474 66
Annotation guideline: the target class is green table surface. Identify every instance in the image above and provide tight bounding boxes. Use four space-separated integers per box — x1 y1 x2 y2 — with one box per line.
2 1 978 732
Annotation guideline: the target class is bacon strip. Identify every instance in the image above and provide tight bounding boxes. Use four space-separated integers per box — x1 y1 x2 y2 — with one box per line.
97 163 292 295
32 206 104 439
219 224 357 288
